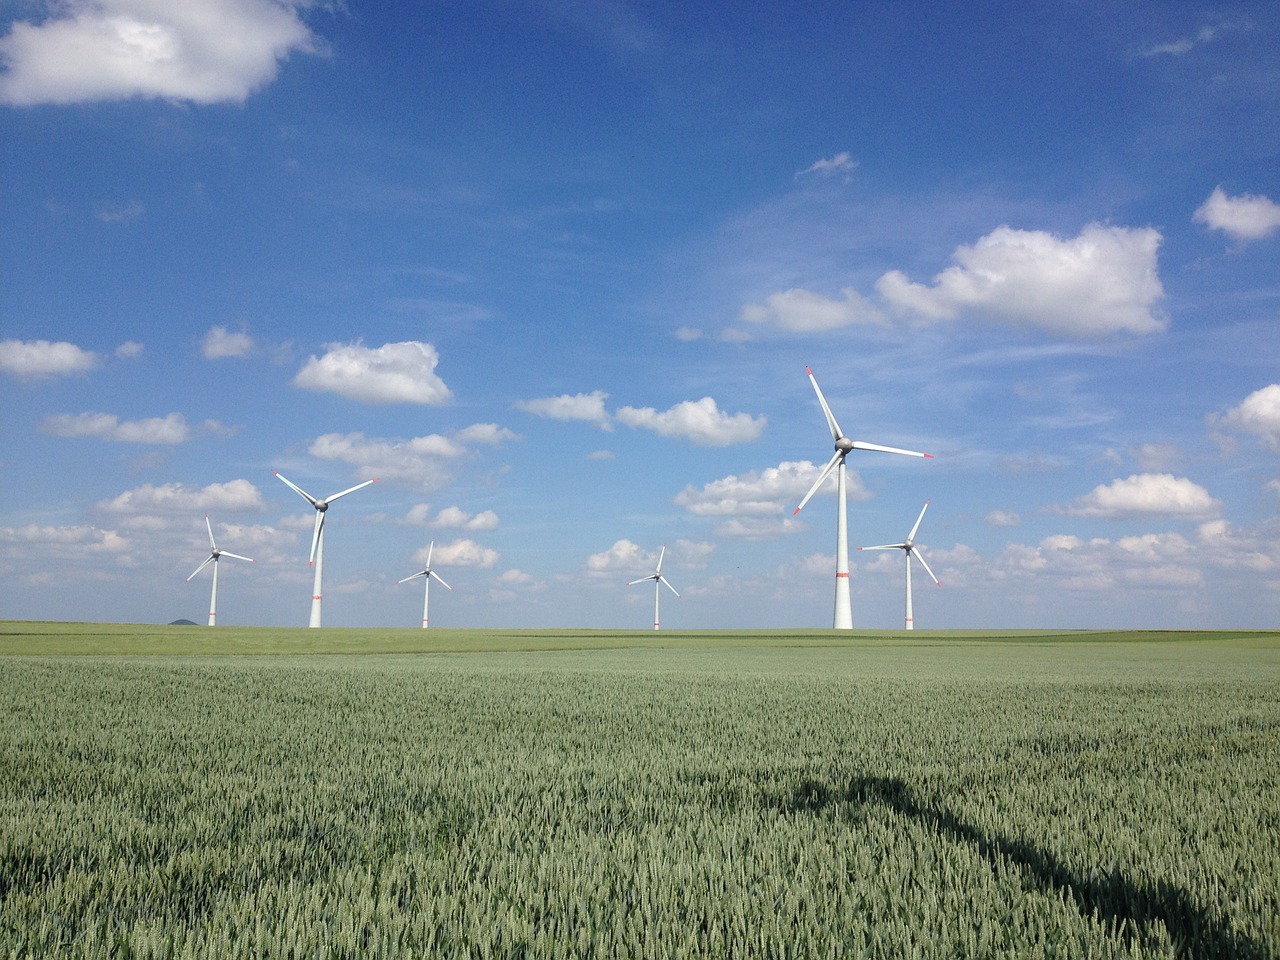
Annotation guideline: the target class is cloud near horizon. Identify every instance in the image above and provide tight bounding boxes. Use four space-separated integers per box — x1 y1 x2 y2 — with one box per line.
0 0 315 106
98 479 265 514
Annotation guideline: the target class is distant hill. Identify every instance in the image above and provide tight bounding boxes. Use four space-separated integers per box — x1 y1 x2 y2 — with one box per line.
168 619 198 626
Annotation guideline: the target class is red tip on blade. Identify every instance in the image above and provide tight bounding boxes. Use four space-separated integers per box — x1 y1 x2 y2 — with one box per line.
805 366 813 375
923 453 934 458
792 507 801 515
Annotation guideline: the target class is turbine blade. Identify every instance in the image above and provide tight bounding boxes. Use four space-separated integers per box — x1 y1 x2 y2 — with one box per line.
793 451 843 515
430 570 453 591
325 477 378 503
913 549 940 586
806 366 844 441
628 575 654 586
426 539 435 566
859 543 905 551
655 544 666 574
220 551 255 563
186 555 215 581
849 440 932 458
309 510 324 566
659 575 680 597
398 571 427 584
204 514 217 551
907 500 931 542
275 471 318 506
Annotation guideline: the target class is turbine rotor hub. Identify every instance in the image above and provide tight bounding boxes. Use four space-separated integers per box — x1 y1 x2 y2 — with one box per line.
835 436 854 454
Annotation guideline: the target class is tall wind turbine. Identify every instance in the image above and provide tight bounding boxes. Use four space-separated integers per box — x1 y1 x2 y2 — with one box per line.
186 514 254 626
859 500 940 630
793 367 931 629
628 545 680 630
275 471 377 628
398 540 452 628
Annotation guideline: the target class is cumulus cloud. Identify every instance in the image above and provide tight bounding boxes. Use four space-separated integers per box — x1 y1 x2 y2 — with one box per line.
1065 474 1221 519
739 287 884 333
585 539 650 574
0 0 315 106
41 411 189 444
0 338 99 378
430 538 499 568
99 478 265 513
0 523 128 555
615 397 765 446
307 424 513 492
294 341 452 405
515 391 612 429
1194 187 1280 242
404 504 500 531
675 460 869 537
796 151 857 180
1217 385 1280 451
985 510 1021 528
202 325 254 359
876 223 1165 337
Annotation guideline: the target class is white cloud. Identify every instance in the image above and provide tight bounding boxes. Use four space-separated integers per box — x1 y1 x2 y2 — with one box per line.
430 538 499 568
674 327 703 342
515 390 612 429
404 504 499 531
1194 187 1280 242
586 539 650 574
739 287 884 333
0 338 99 378
1066 474 1221 519
615 397 766 446
876 223 1165 337
307 423 512 493
795 151 857 180
114 341 144 358
0 523 129 556
93 199 143 223
41 411 189 444
99 479 265 513
202 325 254 359
675 460 869 518
985 510 1021 528
1218 385 1280 451
294 341 453 405
0 0 315 106
498 568 535 586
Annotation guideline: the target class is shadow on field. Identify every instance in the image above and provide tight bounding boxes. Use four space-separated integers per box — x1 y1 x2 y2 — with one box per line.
780 775 1264 960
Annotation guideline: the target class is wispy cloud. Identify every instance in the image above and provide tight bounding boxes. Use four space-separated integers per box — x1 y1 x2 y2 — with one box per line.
42 411 190 444
515 390 612 429
0 0 316 106
202 325 255 360
795 151 857 180
739 287 884 333
306 423 516 492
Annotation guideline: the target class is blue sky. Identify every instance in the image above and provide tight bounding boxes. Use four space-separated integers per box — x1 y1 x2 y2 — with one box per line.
2 0 1278 630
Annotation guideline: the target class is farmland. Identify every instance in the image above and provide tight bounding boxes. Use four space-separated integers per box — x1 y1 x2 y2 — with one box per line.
0 624 1277 958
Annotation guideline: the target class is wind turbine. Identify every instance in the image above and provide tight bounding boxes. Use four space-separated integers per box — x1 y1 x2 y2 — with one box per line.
793 367 931 629
398 540 452 628
274 471 377 628
185 514 254 626
628 545 680 630
860 500 940 630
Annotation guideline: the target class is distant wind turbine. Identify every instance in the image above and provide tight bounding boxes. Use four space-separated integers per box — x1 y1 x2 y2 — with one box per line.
860 500 940 630
793 367 931 629
185 514 254 626
398 540 452 628
275 471 377 628
628 544 680 630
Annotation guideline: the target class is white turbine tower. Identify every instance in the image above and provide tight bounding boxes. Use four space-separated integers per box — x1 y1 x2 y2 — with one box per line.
275 471 377 628
859 500 940 630
398 540 452 628
628 545 680 630
185 514 254 626
793 367 932 630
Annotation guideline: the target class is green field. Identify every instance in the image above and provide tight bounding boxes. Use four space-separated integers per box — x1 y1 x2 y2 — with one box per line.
1 623 1277 958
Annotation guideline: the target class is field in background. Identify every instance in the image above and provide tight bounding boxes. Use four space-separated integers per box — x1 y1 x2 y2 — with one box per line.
1 624 1277 957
